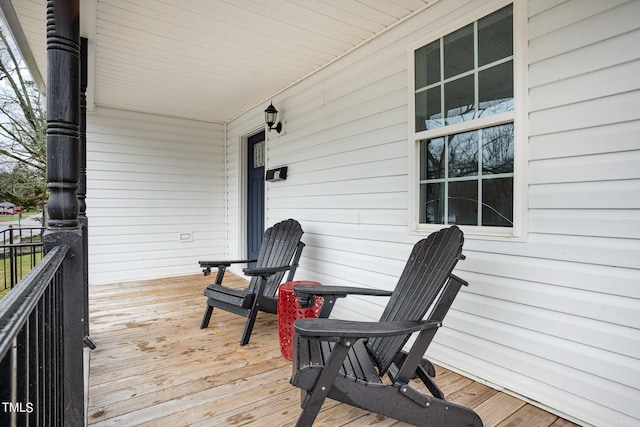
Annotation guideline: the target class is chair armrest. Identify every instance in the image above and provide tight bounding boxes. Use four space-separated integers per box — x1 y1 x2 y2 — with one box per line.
293 285 393 313
293 318 440 340
293 284 392 299
199 259 255 268
199 259 257 276
242 264 292 278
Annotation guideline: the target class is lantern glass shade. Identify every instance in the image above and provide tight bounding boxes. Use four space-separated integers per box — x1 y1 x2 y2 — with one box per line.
265 102 278 127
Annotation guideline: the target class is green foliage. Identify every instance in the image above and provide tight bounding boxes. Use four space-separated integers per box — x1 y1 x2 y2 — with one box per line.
0 165 45 209
0 27 47 209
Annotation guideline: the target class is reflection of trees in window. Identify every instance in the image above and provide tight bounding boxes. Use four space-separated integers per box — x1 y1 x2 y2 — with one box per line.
483 123 514 175
421 138 444 180
419 123 514 227
483 177 513 226
449 131 478 177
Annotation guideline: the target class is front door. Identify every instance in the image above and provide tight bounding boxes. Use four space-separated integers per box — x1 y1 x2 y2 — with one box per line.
247 131 265 266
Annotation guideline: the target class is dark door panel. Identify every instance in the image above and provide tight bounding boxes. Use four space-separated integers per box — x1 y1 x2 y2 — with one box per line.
247 131 265 266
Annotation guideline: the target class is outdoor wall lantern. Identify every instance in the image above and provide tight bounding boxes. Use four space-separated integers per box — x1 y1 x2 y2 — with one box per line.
264 102 283 133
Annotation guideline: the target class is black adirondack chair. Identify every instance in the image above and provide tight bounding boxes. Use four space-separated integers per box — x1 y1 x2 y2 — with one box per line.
290 226 483 426
199 218 305 346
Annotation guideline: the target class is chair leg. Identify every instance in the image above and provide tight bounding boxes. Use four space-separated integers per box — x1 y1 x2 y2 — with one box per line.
416 365 444 400
200 305 213 329
295 341 351 427
240 307 259 346
296 404 322 427
296 391 328 427
240 277 268 345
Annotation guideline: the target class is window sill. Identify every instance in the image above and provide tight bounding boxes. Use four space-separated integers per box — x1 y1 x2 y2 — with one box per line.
411 224 527 242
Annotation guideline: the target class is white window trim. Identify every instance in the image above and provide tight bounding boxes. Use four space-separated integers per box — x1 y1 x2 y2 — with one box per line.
407 0 528 241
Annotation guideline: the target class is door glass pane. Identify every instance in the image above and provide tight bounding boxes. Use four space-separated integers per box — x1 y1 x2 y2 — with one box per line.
253 141 264 168
448 181 478 225
482 177 513 226
449 130 478 177
482 123 514 175
478 60 513 117
444 24 474 79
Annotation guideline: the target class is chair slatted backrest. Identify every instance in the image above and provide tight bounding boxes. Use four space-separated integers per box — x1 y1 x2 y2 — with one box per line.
366 226 464 374
250 219 304 297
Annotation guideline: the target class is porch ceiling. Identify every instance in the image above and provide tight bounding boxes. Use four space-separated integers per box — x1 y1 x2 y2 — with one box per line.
7 0 434 123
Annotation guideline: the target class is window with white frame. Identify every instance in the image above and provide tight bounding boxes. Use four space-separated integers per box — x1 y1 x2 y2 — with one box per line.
411 3 521 233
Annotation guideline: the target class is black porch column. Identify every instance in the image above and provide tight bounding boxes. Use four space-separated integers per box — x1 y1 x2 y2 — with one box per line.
45 1 79 227
43 0 85 425
79 37 92 344
78 38 87 221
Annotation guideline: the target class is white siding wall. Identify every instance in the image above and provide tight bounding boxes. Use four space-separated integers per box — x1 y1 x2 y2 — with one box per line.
227 1 640 425
86 107 226 285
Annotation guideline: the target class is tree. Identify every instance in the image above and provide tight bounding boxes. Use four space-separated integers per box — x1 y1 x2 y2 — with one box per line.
0 163 46 207
0 26 46 210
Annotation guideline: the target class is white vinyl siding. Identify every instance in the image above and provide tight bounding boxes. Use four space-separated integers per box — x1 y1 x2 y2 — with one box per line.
11 0 639 425
440 3 640 423
227 1 640 425
86 107 226 285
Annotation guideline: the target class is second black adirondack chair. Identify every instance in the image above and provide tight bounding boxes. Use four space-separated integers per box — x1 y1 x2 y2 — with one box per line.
290 226 483 426
199 218 304 346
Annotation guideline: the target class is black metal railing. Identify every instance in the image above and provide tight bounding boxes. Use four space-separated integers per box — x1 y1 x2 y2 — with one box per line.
0 245 69 426
1 227 46 294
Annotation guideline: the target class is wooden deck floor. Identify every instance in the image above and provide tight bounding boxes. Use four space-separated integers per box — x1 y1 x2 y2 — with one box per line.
87 273 579 427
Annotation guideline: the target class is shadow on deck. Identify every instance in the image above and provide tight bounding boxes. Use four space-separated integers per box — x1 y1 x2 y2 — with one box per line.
87 273 579 426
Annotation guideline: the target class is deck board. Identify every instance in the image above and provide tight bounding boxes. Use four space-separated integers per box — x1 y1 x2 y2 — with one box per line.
87 273 580 426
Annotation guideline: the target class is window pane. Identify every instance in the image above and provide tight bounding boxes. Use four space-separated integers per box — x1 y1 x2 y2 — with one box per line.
416 87 442 132
478 60 513 117
449 131 478 177
478 4 513 67
482 123 514 175
444 24 474 79
444 74 474 125
420 182 444 224
421 137 446 180
415 91 427 132
426 86 443 129
482 177 513 226
414 5 516 230
415 40 440 88
415 47 428 89
449 181 478 225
